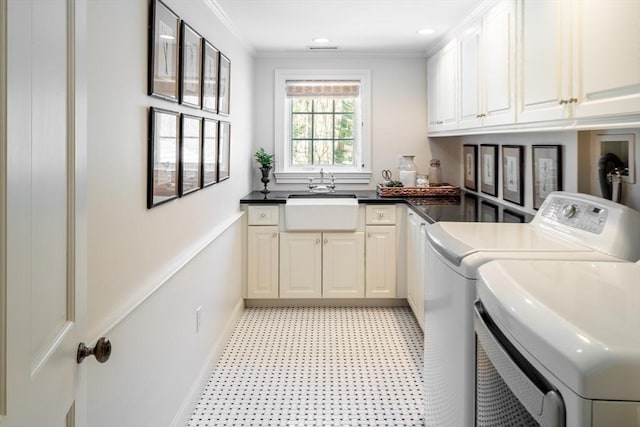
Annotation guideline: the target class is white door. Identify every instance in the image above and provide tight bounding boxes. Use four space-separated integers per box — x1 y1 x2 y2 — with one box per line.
323 232 364 298
279 232 322 298
365 226 396 298
247 226 279 298
3 0 89 425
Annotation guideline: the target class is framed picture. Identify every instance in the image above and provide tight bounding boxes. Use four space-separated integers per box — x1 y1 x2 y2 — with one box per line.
148 108 179 208
502 145 524 206
201 40 219 113
218 121 231 182
502 209 526 223
180 114 202 196
480 144 498 196
148 0 180 101
202 118 219 187
532 145 563 210
218 53 231 115
480 201 498 222
180 22 202 108
463 145 478 191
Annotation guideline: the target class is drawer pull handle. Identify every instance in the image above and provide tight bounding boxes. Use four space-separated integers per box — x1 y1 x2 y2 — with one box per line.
260 213 266 218
272 233 278 237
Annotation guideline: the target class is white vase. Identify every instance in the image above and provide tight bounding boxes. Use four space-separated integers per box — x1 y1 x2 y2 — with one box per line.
399 155 417 187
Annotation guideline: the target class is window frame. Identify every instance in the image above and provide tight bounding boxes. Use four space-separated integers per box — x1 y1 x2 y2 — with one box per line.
274 69 372 184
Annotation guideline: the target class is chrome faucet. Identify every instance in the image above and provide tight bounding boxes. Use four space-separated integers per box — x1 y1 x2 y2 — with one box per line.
308 168 335 193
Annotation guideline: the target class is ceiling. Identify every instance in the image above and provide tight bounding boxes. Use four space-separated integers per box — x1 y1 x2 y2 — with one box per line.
213 0 485 55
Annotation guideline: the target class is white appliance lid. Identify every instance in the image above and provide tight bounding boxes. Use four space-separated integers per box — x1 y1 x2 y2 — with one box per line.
427 222 593 266
477 259 640 401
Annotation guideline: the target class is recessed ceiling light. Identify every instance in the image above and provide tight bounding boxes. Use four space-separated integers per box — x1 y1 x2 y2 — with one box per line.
417 28 436 35
312 38 330 43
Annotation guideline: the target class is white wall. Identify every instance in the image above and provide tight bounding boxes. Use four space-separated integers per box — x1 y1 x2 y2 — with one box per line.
253 55 429 191
87 0 253 425
430 131 579 214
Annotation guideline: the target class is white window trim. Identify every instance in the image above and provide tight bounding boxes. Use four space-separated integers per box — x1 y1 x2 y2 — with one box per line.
273 69 372 184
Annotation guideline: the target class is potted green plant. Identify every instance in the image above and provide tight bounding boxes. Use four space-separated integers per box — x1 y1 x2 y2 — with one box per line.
254 148 274 193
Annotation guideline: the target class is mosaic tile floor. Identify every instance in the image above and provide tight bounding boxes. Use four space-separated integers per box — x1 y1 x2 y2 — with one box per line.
187 306 424 427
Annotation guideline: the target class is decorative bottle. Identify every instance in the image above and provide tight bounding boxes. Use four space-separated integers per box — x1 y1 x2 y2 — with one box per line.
429 159 442 185
399 155 417 187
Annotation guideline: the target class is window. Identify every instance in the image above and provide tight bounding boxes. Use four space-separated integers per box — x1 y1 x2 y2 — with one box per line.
274 70 372 184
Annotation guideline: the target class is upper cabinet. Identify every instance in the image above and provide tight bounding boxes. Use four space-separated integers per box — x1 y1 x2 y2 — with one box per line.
518 0 640 123
458 0 516 130
572 0 640 119
429 0 640 136
428 39 458 132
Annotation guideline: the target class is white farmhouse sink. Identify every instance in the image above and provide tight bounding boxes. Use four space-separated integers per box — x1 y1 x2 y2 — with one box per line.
285 198 359 231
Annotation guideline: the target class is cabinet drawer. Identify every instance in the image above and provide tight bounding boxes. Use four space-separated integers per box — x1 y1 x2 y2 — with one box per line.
365 205 396 225
247 205 279 225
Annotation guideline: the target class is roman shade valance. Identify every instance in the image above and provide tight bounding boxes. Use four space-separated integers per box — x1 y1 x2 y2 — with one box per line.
285 80 360 98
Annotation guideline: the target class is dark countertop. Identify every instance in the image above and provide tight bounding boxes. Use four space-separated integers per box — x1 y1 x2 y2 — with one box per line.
240 190 534 224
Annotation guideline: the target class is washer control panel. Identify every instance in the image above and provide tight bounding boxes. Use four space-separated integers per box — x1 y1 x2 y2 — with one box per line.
540 197 608 234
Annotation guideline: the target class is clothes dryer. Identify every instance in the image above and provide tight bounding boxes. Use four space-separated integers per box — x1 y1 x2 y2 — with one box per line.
475 259 640 426
423 192 640 426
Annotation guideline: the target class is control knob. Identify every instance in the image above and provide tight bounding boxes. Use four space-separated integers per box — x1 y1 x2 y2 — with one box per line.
562 204 578 219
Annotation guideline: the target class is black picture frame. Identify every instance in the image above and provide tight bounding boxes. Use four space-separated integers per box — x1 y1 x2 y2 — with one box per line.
463 145 478 191
148 107 180 208
202 118 219 187
218 53 231 116
180 21 202 108
179 114 202 196
532 145 563 210
480 201 498 222
480 144 498 197
218 121 231 182
148 0 180 102
202 40 219 113
502 145 525 206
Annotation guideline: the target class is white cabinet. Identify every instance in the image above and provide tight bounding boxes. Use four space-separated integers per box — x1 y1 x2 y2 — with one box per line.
572 0 640 119
247 205 280 299
323 233 365 298
364 205 397 298
518 0 640 124
458 0 516 130
428 39 458 132
406 209 426 329
279 231 364 299
365 226 396 298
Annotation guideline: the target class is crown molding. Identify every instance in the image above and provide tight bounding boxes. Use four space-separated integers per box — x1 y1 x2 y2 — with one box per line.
202 0 256 55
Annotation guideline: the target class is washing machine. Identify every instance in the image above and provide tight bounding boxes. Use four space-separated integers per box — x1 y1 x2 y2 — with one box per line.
423 192 640 427
476 259 640 426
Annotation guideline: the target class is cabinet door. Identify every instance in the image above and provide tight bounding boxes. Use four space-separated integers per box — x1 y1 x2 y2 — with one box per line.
323 232 365 298
428 39 458 131
279 232 322 298
416 222 428 330
406 211 419 312
365 226 396 298
573 0 640 118
518 0 571 123
459 20 483 129
482 0 516 126
247 226 279 298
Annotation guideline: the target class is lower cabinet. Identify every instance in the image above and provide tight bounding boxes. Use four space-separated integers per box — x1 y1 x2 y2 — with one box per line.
247 225 279 299
279 231 365 299
406 209 426 329
365 226 396 298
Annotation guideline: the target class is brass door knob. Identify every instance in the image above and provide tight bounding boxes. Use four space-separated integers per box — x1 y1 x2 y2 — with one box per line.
77 337 112 364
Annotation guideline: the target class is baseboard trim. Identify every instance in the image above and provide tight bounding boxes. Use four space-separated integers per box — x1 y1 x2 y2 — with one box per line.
169 298 244 427
244 298 409 307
